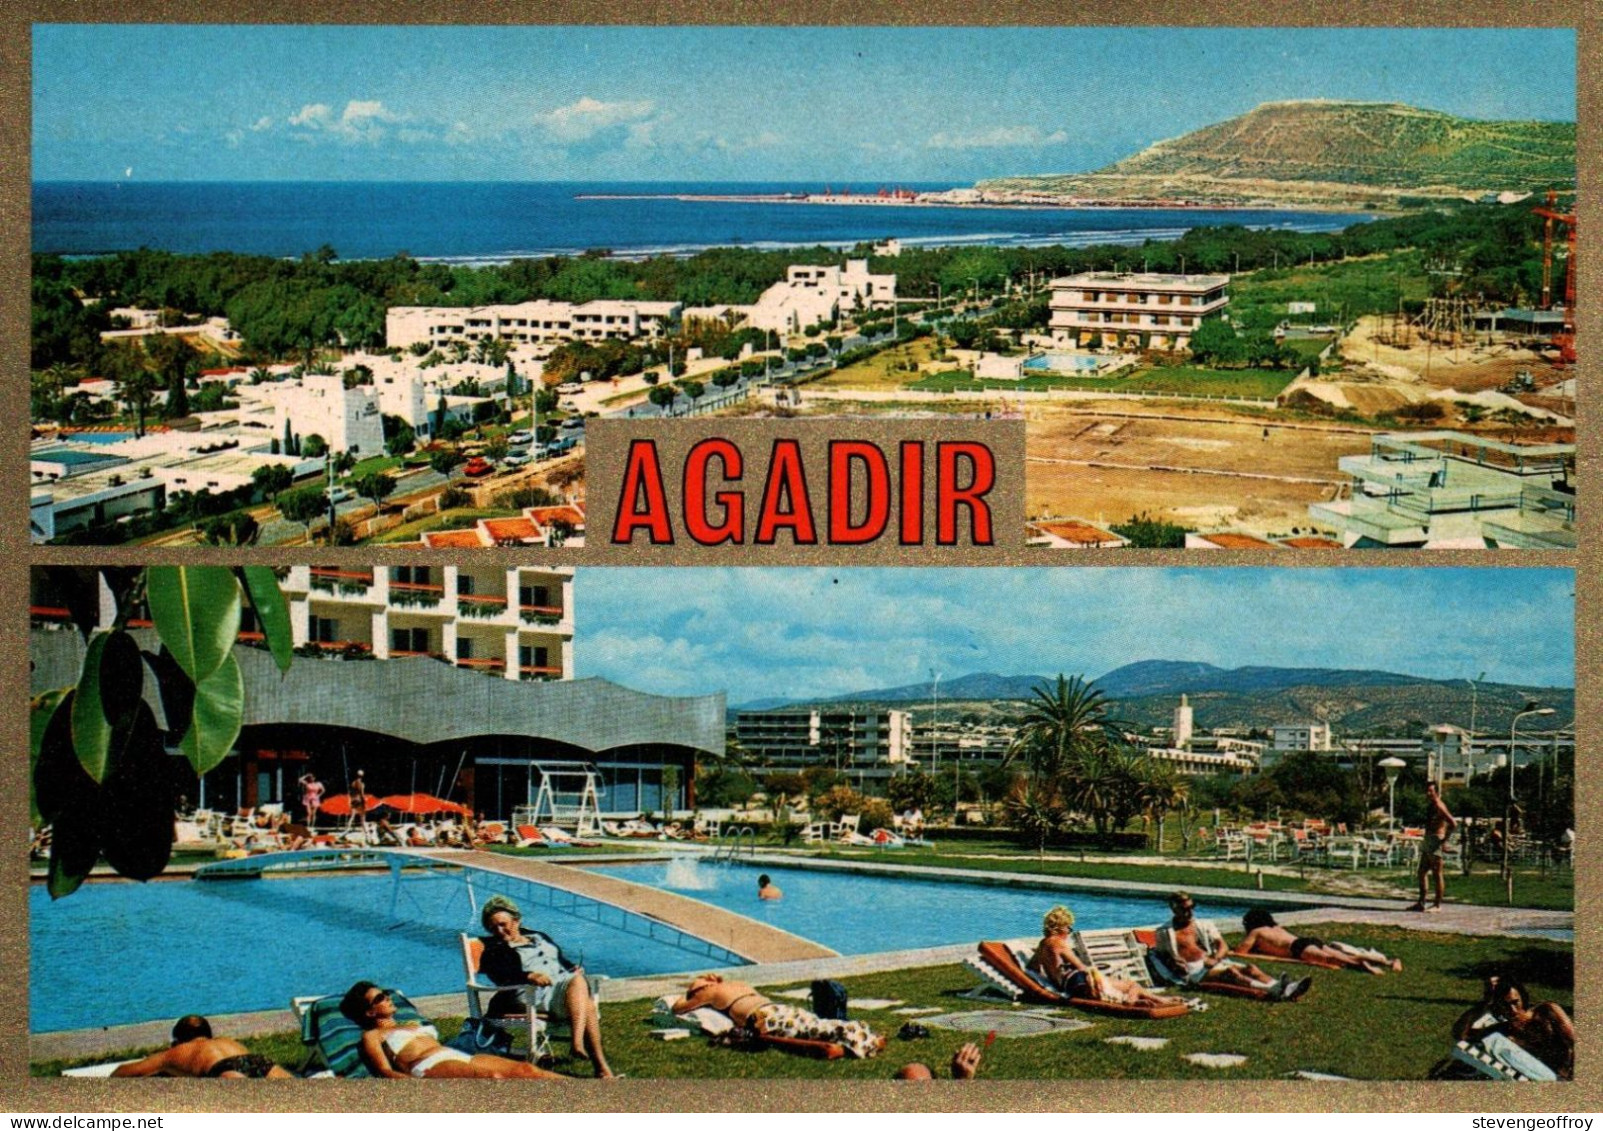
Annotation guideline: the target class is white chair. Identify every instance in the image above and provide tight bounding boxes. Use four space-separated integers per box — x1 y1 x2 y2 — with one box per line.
458 933 605 1064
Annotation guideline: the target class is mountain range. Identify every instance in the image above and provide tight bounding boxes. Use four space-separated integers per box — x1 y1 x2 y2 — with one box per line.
977 100 1576 208
732 660 1573 735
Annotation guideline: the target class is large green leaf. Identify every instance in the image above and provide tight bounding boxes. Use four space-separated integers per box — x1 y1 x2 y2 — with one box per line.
238 566 294 674
146 566 240 683
48 805 101 900
69 630 142 784
29 689 71 826
101 703 175 882
179 652 244 775
143 647 196 744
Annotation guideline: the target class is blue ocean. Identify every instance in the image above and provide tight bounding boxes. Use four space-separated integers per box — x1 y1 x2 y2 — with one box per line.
32 181 1369 262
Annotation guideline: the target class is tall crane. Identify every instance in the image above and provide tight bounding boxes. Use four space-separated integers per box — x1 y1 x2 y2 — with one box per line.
1533 190 1576 365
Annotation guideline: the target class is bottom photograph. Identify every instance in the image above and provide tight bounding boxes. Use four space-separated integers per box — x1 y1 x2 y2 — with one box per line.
27 564 1574 1083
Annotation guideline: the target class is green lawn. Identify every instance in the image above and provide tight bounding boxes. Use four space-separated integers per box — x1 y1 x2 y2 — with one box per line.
369 508 521 544
339 454 403 483
904 366 1295 400
35 924 1570 1080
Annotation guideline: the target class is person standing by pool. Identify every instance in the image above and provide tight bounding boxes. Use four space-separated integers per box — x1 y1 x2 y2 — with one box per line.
757 873 783 901
299 773 324 828
112 1015 293 1078
477 895 615 1078
1409 781 1457 912
349 769 368 834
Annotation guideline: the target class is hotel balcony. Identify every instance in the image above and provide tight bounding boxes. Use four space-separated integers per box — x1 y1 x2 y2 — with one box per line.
305 567 381 602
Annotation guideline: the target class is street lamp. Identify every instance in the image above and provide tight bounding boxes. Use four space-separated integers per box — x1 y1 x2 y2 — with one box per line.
1378 757 1406 827
1464 672 1485 783
1505 704 1556 900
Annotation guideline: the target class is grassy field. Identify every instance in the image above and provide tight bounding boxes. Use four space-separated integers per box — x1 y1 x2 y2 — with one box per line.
1229 251 1432 332
810 339 942 391
34 924 1570 1079
906 367 1295 400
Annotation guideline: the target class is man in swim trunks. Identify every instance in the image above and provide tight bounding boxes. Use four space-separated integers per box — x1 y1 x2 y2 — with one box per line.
111 1015 293 1078
1452 973 1574 1080
1153 892 1311 1001
1410 781 1457 912
1234 908 1402 974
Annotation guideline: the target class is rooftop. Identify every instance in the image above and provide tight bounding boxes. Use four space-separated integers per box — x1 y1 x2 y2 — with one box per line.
1052 271 1231 290
1030 519 1125 545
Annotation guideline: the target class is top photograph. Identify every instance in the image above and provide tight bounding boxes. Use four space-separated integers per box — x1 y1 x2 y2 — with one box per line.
28 25 1576 550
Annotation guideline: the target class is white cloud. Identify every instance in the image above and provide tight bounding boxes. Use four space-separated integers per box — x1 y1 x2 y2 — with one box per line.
532 96 656 143
251 116 274 132
287 99 404 144
925 124 1070 150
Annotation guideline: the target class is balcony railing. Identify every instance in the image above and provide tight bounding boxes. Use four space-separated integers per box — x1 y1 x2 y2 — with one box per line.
297 640 375 659
520 665 563 681
310 568 375 595
456 656 507 671
519 604 564 625
457 593 510 618
388 581 445 608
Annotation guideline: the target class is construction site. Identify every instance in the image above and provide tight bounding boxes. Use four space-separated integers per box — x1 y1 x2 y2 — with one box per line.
1023 194 1577 546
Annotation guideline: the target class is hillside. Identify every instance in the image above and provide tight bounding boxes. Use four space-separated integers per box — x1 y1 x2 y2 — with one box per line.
977 100 1575 208
739 661 1573 737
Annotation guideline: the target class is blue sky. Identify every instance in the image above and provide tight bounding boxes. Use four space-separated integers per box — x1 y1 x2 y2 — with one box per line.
574 568 1574 704
33 26 1575 182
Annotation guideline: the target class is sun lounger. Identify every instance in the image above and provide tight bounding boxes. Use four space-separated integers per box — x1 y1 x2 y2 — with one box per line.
61 1061 136 1077
1134 928 1276 1001
291 987 427 1077
459 933 605 1063
968 941 1189 1020
651 994 846 1058
1450 1038 1545 1082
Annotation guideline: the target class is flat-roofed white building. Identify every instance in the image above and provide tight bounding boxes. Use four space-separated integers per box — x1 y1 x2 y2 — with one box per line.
1272 723 1332 753
1049 271 1229 351
386 299 681 350
746 259 897 334
279 564 575 682
268 375 384 458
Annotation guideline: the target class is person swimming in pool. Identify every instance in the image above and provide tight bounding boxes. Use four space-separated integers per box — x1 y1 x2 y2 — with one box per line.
341 981 562 1079
757 873 783 901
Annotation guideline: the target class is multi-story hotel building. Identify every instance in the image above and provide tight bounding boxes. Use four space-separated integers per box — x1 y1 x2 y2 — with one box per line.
280 564 573 681
386 299 682 351
734 707 914 769
1049 271 1230 351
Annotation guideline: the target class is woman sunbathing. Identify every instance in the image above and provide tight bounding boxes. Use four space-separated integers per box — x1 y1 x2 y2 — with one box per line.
1028 906 1175 1008
340 981 561 1079
478 895 615 1077
1233 908 1403 974
671 973 885 1058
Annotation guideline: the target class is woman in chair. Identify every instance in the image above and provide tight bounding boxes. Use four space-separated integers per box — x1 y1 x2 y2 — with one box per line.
340 982 560 1079
478 895 616 1077
1028 906 1175 1008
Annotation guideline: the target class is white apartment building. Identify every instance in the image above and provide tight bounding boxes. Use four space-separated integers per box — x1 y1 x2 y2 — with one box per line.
1271 723 1333 753
268 375 384 458
386 299 681 351
745 259 898 334
281 564 574 682
1049 271 1230 351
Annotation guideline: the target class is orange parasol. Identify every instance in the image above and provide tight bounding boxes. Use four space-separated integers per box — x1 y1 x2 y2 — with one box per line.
379 792 470 816
320 793 380 817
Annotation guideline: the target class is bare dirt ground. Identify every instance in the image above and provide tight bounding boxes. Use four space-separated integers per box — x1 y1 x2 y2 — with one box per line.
1026 403 1366 537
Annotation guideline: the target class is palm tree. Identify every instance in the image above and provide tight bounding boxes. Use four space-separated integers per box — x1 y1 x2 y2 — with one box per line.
1141 759 1189 854
1005 674 1121 787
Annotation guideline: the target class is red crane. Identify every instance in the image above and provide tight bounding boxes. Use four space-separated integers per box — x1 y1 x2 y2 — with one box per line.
1533 190 1576 365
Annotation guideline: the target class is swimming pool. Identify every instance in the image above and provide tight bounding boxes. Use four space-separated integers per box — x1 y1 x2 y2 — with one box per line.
63 431 136 444
1021 353 1104 373
584 860 1271 957
29 871 713 1033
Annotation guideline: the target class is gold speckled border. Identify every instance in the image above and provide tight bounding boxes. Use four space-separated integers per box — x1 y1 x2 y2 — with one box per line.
0 1 1594 1112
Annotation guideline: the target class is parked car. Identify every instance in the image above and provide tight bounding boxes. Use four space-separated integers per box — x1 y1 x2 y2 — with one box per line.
501 453 531 468
324 485 353 505
556 382 584 395
507 430 533 445
559 415 586 431
463 457 494 477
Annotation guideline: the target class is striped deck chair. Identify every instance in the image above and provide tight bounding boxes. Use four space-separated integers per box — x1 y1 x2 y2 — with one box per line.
291 987 427 1078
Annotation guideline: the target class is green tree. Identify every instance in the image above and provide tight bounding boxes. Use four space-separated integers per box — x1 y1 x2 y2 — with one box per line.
251 464 293 499
275 484 326 526
30 566 293 897
353 472 396 511
301 434 328 459
198 510 260 546
1110 511 1190 549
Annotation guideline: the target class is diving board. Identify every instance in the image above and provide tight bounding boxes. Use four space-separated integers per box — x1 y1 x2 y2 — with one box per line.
427 849 837 965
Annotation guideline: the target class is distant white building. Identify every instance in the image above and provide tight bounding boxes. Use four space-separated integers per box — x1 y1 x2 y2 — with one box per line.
746 260 897 334
1173 695 1195 750
1049 271 1229 351
386 300 681 351
1271 723 1332 753
268 375 384 458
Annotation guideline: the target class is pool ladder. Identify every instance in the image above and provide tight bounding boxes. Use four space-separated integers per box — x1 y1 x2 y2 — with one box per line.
713 826 757 863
